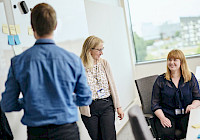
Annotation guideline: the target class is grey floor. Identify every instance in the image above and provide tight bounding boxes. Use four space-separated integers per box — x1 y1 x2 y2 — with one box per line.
117 121 135 140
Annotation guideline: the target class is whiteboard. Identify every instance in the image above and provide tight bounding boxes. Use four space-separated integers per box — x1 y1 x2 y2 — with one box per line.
10 0 89 55
0 2 15 99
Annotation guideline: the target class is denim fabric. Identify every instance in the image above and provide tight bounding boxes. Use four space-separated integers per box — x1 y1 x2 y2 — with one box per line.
1 39 92 126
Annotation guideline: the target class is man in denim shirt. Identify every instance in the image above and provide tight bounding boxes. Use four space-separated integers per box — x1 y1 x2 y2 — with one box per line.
1 3 92 140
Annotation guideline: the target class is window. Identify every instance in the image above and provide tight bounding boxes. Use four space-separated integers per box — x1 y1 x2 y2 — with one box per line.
128 0 200 63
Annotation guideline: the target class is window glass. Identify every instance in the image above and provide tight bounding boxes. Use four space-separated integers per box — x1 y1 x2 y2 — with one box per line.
128 0 200 63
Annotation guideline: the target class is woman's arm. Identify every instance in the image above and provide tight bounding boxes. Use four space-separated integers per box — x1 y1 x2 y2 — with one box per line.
151 77 162 113
117 107 124 120
154 109 172 128
185 100 200 113
186 74 200 113
151 75 172 128
103 59 124 120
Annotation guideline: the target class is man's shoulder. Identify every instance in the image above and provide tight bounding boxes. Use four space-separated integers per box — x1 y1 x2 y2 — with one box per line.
13 44 79 61
11 46 35 62
55 46 80 62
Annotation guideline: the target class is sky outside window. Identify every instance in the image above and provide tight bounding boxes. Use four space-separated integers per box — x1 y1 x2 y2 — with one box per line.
128 0 200 62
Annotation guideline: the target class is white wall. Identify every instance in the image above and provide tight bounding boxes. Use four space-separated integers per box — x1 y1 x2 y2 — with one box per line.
85 0 136 110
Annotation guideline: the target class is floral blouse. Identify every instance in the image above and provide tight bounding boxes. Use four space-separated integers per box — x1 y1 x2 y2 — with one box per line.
86 61 111 100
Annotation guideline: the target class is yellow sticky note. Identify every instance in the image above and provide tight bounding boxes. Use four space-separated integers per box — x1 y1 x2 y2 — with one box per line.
28 27 33 35
2 24 9 34
192 123 200 128
15 25 21 34
9 25 16 35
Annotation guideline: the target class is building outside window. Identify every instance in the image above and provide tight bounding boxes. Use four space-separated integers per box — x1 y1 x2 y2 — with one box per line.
128 0 200 63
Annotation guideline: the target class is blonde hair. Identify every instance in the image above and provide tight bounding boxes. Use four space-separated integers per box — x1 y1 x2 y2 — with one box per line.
165 49 191 82
80 36 103 68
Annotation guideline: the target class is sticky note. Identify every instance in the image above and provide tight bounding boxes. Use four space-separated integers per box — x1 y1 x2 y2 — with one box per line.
28 27 33 35
8 35 15 45
192 123 200 128
15 25 21 34
14 35 21 45
9 25 16 35
2 24 9 34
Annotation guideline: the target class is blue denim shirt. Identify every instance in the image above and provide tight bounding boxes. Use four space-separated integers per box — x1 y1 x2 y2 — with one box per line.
151 73 200 116
1 39 92 127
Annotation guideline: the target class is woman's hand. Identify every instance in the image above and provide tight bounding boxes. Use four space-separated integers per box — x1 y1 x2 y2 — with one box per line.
117 107 124 120
160 117 172 128
185 100 200 113
185 104 195 113
154 109 172 128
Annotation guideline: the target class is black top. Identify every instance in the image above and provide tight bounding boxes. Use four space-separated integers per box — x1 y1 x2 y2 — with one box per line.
151 73 200 116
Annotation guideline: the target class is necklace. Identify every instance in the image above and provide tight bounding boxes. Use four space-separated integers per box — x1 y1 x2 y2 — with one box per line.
94 60 100 84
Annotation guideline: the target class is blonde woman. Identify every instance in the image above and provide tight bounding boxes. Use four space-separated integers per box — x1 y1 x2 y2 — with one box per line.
151 49 200 139
80 36 124 140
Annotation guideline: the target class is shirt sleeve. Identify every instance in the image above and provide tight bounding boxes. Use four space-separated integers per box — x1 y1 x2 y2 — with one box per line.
73 58 92 106
151 76 162 112
1 63 23 112
191 73 200 100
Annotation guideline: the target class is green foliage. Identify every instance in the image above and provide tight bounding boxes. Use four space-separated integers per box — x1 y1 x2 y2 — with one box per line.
133 32 155 62
133 32 147 62
175 31 180 37
145 40 154 46
196 45 200 54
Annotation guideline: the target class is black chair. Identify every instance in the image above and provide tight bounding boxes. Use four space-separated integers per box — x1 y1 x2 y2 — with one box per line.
128 105 154 140
135 75 158 138
135 75 185 140
0 103 14 140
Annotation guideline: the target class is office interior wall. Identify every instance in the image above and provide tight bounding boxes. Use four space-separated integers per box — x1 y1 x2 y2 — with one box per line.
85 0 136 109
84 0 138 133
89 0 120 6
187 57 200 73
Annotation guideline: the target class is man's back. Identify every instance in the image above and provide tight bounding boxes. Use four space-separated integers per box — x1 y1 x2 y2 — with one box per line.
1 39 92 127
1 3 91 139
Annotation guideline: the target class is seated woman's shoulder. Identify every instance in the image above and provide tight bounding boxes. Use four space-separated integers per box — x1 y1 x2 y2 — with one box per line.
159 73 165 78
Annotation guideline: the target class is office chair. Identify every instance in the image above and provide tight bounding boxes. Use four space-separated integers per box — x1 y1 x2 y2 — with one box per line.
0 103 14 140
135 75 185 140
135 75 158 138
128 105 154 140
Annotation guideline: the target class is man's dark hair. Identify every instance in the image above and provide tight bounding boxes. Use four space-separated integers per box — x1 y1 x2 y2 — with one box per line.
31 3 57 37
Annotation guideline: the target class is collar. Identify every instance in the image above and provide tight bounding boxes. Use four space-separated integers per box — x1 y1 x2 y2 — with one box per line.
34 39 55 45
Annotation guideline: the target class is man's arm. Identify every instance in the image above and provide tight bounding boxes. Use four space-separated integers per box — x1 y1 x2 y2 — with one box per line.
1 65 23 112
73 59 92 106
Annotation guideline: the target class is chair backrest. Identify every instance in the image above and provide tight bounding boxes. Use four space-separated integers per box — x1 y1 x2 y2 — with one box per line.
0 103 13 139
135 75 158 114
128 105 154 140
